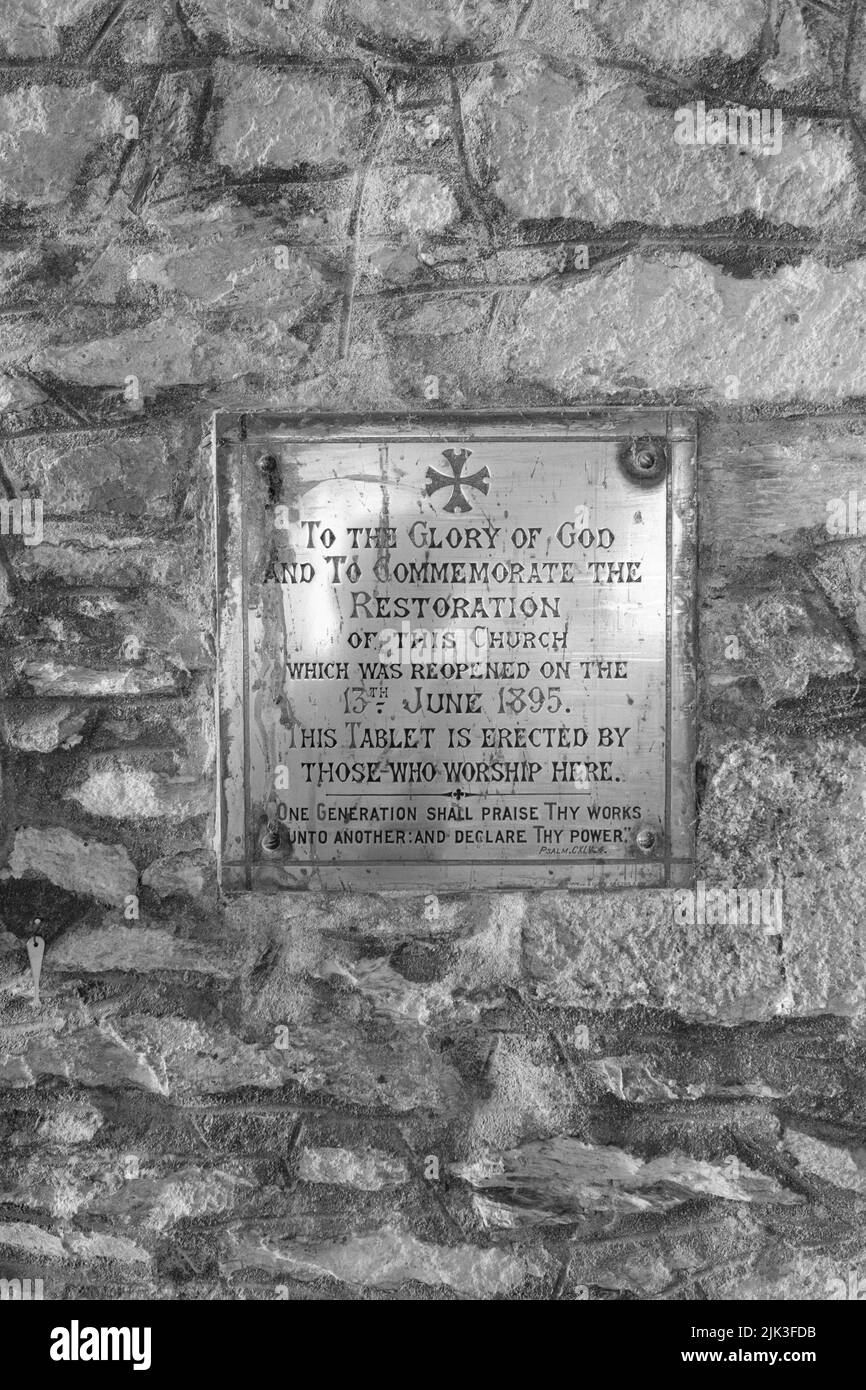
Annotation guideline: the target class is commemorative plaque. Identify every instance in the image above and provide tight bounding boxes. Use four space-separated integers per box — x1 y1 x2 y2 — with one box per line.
215 411 697 891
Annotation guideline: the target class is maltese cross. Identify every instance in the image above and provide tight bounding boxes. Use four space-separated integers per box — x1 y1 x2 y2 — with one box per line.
424 448 491 514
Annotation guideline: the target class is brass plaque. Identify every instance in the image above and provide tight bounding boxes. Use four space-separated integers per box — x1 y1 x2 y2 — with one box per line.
215 411 697 891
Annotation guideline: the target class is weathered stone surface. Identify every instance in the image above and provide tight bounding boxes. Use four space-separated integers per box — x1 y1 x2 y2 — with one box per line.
589 1054 786 1104
0 704 87 752
66 758 210 822
0 1021 181 1095
48 926 236 977
34 314 307 394
559 1208 862 1299
0 84 123 205
761 1 834 89
298 1146 410 1190
508 255 866 402
212 65 371 173
564 1209 760 1297
522 890 786 1023
0 1220 150 1264
811 543 866 642
222 1226 544 1294
474 1040 579 1152
723 1250 866 1302
1 1148 257 1239
116 2 190 64
0 371 46 413
88 1167 252 1231
13 529 186 588
24 662 179 697
185 0 303 52
526 0 768 65
131 205 335 316
336 0 506 52
143 1013 429 1103
589 1057 680 1103
701 420 866 565
0 1220 67 1258
781 880 866 1020
783 1129 866 1192
0 0 97 57
5 435 174 518
233 867 866 1029
8 826 137 906
273 1016 466 1113
7 588 210 687
699 739 866 1015
474 70 856 229
856 12 866 118
0 1005 460 1108
453 1139 804 1223
37 1098 103 1145
390 174 460 234
0 1150 140 1218
141 851 209 899
738 589 854 702
228 902 517 1116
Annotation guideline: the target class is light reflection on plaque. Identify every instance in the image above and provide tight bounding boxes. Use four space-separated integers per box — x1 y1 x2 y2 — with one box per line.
215 411 697 891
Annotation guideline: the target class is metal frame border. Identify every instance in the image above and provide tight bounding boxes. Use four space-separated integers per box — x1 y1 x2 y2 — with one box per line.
214 409 698 893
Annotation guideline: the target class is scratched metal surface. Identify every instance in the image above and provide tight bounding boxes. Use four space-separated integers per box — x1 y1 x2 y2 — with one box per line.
215 412 697 891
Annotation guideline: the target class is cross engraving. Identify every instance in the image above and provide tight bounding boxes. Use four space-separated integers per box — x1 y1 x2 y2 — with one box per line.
425 448 491 514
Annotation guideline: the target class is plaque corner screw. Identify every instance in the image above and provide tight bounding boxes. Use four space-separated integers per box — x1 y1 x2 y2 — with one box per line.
261 821 281 851
635 827 657 854
624 437 666 482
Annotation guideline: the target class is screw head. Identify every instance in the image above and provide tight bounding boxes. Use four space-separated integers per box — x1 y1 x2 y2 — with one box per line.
635 828 657 853
621 437 667 483
261 823 281 851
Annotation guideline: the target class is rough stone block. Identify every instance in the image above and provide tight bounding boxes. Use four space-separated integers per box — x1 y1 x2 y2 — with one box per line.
186 0 303 52
141 850 210 898
34 314 308 395
525 0 768 65
212 65 371 173
221 1226 543 1295
65 756 210 822
0 0 98 58
0 704 87 752
297 1146 410 1190
0 83 124 206
7 825 138 906
507 254 866 401
23 662 180 697
4 435 175 518
131 204 336 316
452 1138 804 1220
472 69 857 228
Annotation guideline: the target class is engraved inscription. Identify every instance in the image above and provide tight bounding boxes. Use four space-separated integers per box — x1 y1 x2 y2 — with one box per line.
215 413 696 891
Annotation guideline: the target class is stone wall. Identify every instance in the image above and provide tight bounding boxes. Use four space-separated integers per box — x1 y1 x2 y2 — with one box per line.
1 0 866 1300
